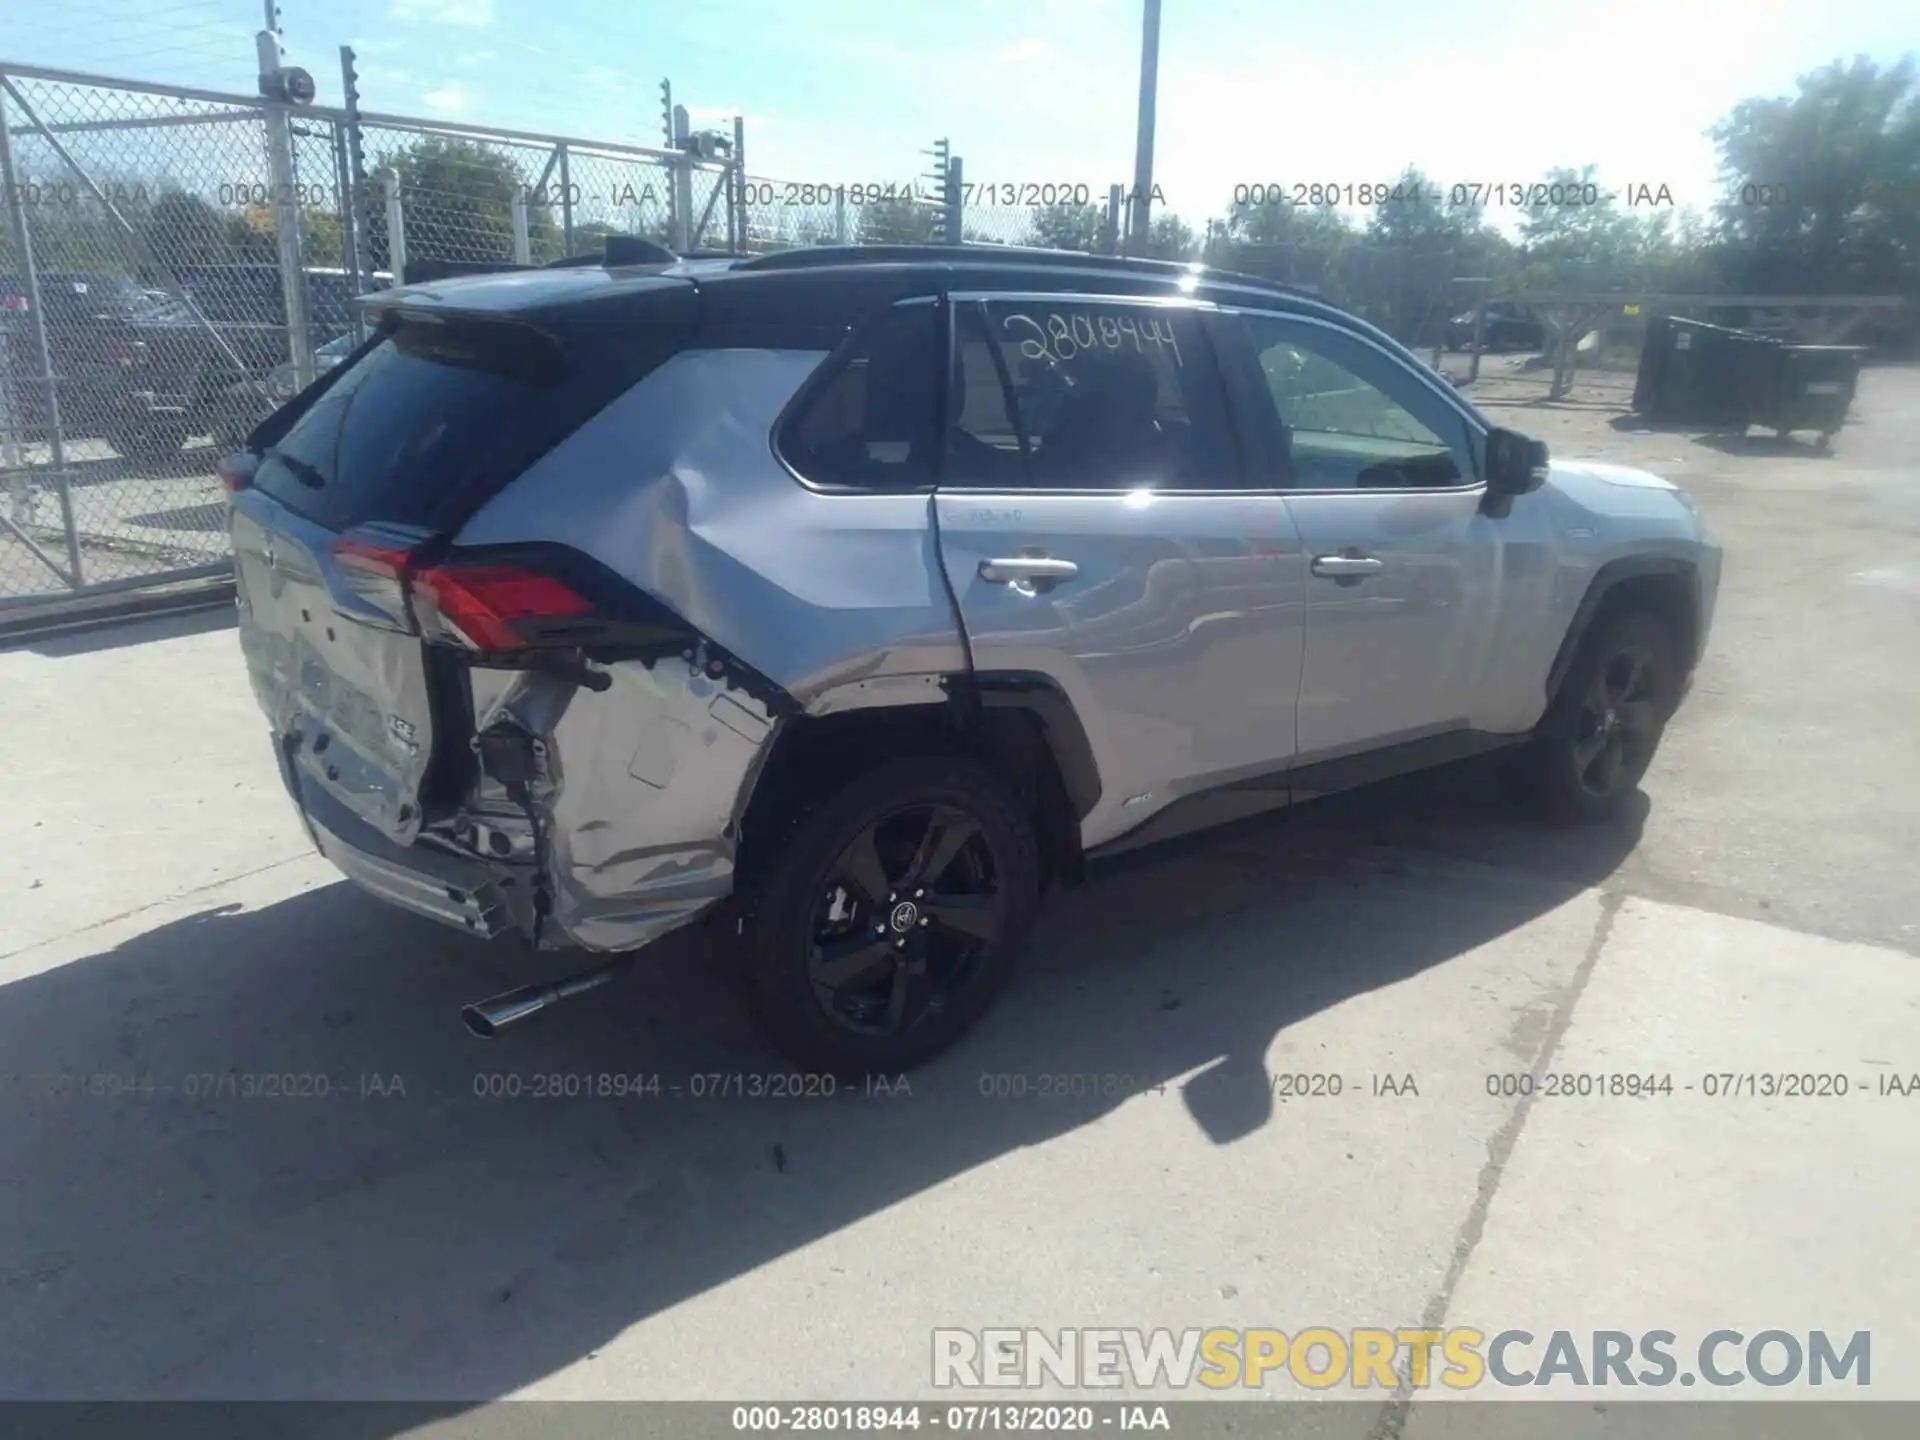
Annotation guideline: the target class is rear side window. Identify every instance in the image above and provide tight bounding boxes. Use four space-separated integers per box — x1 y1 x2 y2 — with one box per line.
945 298 1237 490
778 302 940 489
252 315 676 532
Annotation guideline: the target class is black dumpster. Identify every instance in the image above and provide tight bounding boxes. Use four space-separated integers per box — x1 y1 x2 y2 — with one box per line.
1633 315 1783 430
1763 346 1865 442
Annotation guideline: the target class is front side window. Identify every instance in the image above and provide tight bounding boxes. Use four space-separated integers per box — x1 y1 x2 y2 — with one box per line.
1235 313 1477 490
780 302 940 489
945 297 1236 490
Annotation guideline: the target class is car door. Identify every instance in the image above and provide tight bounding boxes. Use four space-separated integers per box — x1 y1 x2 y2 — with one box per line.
1214 308 1533 772
933 292 1308 850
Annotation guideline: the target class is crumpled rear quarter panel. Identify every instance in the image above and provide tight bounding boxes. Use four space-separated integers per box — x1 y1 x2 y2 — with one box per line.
449 346 969 952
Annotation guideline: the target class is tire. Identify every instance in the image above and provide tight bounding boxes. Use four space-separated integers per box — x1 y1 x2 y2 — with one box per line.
1507 611 1681 826
737 755 1042 1077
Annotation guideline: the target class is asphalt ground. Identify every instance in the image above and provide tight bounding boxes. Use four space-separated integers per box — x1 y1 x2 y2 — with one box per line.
2 365 1916 1431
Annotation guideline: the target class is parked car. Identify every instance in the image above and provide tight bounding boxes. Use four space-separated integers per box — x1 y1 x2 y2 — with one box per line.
1445 301 1546 353
226 244 1722 1075
211 330 360 452
0 271 177 444
98 267 399 463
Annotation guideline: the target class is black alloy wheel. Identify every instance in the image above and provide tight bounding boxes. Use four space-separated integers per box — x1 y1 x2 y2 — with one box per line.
806 804 1003 1037
741 756 1041 1075
1508 610 1680 825
1567 638 1665 802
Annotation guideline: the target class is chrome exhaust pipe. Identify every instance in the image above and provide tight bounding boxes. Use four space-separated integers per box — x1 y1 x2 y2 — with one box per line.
461 955 632 1038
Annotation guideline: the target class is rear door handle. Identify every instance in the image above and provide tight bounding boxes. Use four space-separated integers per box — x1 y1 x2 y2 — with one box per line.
1310 553 1384 578
980 557 1080 584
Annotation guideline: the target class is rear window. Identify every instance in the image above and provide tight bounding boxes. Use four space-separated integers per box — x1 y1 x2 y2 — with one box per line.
252 314 677 532
777 302 940 489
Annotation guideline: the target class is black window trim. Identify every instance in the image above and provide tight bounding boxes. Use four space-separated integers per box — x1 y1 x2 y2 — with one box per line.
1216 304 1490 495
770 293 947 496
939 289 1252 497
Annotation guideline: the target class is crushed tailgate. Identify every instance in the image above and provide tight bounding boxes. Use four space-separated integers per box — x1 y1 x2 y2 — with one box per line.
231 495 438 843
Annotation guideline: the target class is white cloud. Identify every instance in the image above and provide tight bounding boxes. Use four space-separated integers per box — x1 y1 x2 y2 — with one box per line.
421 83 472 112
391 0 494 26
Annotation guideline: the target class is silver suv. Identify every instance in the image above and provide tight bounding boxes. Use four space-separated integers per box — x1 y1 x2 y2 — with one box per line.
224 245 1722 1075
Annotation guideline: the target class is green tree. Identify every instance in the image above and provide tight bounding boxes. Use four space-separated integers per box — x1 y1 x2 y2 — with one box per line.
301 209 345 267
1027 200 1103 252
365 135 559 270
1354 167 1511 339
1222 197 1357 292
1709 54 1920 294
1141 212 1197 260
140 189 232 269
857 195 940 244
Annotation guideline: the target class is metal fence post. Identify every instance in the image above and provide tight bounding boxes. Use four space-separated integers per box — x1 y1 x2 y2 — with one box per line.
1102 185 1122 256
558 143 574 255
945 156 963 244
669 152 694 252
341 45 373 337
511 191 531 264
330 119 360 295
258 31 314 389
834 188 848 244
383 167 407 279
0 81 82 587
730 115 745 253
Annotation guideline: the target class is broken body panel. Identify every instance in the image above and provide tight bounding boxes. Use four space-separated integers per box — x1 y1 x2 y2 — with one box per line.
235 338 967 955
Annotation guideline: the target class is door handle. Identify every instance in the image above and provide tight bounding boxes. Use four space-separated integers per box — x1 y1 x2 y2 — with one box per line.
980 557 1080 584
1310 553 1384 578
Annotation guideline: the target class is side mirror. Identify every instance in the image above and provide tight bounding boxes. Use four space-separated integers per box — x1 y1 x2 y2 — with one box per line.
1486 427 1549 499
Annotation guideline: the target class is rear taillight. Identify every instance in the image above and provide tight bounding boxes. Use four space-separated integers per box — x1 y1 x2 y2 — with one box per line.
329 539 602 649
217 453 258 493
414 562 595 650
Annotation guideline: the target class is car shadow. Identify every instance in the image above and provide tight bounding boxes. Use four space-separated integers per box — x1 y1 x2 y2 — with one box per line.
1602 414 1836 458
1688 432 1836 459
122 502 230 532
0 759 1643 1417
10 602 237 657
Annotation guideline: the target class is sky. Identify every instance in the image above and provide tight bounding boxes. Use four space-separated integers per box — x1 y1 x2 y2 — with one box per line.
8 0 1916 231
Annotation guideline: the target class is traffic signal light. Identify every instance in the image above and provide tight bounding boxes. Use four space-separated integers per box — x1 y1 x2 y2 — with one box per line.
660 79 673 146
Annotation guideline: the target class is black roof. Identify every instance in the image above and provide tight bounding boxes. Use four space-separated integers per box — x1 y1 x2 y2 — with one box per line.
356 242 1373 352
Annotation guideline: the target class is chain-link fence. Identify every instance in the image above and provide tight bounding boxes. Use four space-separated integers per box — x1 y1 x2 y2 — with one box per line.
0 59 730 609
0 66 289 602
2 56 1769 615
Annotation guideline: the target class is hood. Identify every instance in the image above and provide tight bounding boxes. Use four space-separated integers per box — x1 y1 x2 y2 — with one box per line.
1543 457 1700 528
1547 457 1681 494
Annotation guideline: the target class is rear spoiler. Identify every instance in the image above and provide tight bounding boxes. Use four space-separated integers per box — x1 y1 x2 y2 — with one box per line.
398 235 743 286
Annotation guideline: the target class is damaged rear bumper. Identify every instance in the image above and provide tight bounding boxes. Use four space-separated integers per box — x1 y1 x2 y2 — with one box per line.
305 785 517 939
277 654 781 954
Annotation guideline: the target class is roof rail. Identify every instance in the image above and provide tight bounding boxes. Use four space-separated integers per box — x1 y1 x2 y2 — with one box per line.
729 243 1313 295
538 237 749 270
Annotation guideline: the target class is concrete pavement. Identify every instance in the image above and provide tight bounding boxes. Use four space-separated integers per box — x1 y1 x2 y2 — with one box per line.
1 368 1916 1426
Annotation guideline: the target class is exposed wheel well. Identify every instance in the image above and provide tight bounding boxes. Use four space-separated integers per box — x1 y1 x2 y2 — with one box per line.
1548 565 1697 705
735 694 1086 898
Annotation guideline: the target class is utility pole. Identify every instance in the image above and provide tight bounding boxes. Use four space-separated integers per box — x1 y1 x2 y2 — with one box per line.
1128 0 1162 253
